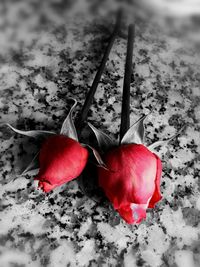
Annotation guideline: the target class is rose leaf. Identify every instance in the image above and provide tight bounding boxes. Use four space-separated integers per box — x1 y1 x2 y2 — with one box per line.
85 144 109 170
121 113 149 145
148 127 185 151
88 122 117 152
60 98 78 141
6 123 56 139
20 152 40 176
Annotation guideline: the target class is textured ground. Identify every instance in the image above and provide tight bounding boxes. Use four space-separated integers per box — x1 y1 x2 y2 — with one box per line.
0 0 200 267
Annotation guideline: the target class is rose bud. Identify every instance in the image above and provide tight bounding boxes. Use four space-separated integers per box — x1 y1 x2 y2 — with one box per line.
98 144 162 224
35 135 88 193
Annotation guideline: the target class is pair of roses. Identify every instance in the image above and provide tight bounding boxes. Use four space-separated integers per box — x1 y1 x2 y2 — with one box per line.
6 17 179 224
7 98 168 224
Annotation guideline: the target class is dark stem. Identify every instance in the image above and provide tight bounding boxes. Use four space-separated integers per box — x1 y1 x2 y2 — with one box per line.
119 24 135 143
76 9 122 128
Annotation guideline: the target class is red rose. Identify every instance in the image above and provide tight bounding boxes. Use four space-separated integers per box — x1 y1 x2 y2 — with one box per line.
35 135 88 193
98 144 162 224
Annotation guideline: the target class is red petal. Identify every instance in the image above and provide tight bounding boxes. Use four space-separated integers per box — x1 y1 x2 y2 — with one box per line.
37 180 55 193
35 135 88 192
117 203 147 224
98 144 157 209
148 154 162 208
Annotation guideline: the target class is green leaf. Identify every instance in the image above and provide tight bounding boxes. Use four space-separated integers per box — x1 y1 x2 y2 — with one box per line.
60 98 78 141
121 113 149 145
88 122 117 152
6 124 56 139
148 127 185 151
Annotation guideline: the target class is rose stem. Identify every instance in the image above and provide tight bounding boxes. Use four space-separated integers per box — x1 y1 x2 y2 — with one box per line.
119 24 135 143
76 9 122 128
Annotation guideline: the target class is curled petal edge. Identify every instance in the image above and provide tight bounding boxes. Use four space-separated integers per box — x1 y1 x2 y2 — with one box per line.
148 154 162 208
117 200 150 224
